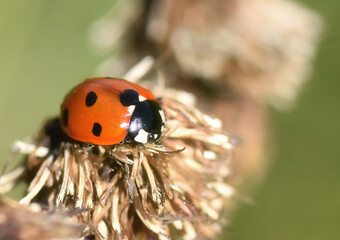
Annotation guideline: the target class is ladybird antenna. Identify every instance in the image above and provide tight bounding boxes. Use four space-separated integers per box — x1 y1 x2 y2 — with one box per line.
124 56 154 82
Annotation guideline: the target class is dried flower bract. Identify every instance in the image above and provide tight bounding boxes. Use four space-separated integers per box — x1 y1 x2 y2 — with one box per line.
0 196 85 240
2 93 234 240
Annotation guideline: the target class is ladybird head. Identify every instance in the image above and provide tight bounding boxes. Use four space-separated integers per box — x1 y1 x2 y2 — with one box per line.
120 89 165 144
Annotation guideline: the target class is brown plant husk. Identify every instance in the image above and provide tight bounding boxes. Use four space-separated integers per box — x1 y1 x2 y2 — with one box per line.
0 196 85 240
1 96 234 240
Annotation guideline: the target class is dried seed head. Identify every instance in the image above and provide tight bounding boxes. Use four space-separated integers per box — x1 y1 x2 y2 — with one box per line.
3 93 234 239
0 196 85 240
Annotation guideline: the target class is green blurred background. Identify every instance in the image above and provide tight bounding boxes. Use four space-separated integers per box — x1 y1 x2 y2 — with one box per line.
0 1 339 240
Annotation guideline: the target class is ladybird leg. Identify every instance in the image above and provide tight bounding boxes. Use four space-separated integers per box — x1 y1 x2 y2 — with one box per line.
86 143 95 151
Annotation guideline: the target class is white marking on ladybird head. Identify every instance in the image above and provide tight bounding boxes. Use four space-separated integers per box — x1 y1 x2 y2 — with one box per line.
127 105 135 114
138 95 147 102
159 110 166 122
134 129 149 144
154 133 158 139
161 125 165 133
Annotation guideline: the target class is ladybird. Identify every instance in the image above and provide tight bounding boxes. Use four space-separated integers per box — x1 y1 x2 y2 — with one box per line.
60 77 165 145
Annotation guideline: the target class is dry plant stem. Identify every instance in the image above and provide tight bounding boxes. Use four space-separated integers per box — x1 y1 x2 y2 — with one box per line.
6 97 234 240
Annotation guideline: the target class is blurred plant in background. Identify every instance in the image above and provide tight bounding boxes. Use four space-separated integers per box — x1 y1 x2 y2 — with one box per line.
90 0 322 188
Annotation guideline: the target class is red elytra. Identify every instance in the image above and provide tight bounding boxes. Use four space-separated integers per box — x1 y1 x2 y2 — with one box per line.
60 77 162 145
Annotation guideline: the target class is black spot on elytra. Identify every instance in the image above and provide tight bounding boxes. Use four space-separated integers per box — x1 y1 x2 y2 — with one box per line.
86 91 97 107
61 108 68 126
119 89 139 106
92 122 102 137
